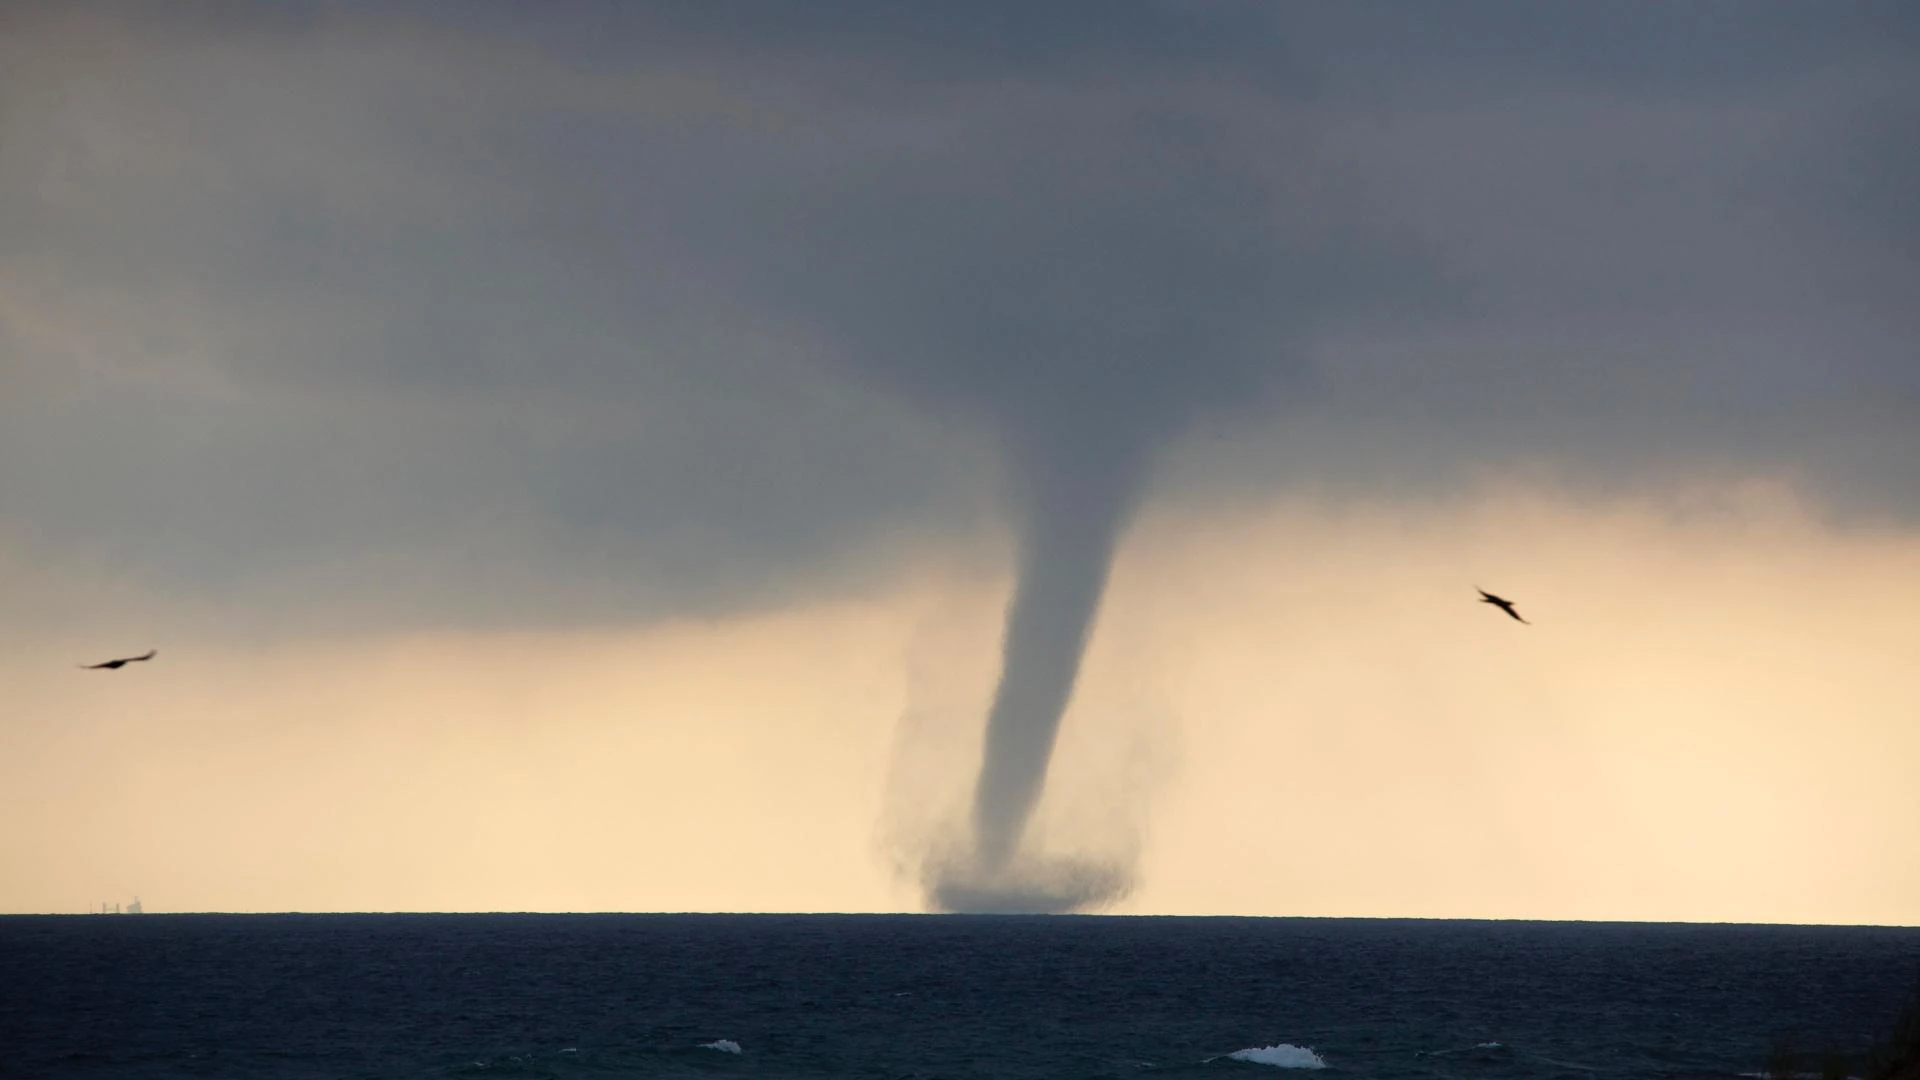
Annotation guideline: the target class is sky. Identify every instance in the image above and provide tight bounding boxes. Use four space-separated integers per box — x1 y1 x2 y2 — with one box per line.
2 1 1916 921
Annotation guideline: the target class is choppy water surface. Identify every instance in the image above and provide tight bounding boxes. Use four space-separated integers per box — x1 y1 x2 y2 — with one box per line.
2 914 1915 1079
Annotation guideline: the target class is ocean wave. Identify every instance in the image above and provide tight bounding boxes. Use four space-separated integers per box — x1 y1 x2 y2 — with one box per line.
1419 1041 1512 1059
1225 1044 1329 1069
700 1039 743 1054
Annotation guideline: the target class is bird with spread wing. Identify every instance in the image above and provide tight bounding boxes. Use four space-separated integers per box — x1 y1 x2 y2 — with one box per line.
1476 589 1529 625
79 649 157 670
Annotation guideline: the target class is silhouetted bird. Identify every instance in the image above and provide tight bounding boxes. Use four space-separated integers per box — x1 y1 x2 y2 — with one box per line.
79 649 157 670
1477 589 1529 625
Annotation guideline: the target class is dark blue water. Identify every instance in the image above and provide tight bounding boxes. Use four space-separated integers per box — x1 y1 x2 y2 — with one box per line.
2 914 1915 1079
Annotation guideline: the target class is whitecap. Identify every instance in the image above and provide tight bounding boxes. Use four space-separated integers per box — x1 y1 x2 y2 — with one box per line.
1226 1044 1329 1069
701 1039 744 1054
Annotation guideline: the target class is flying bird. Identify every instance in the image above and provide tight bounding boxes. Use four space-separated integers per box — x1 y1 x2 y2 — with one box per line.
1477 589 1529 625
79 649 157 670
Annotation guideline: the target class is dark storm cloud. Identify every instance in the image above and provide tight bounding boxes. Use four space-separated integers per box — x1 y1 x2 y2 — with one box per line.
2 0 1915 634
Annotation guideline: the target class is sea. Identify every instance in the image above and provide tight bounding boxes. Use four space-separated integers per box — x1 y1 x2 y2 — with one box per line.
2 914 1916 1080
